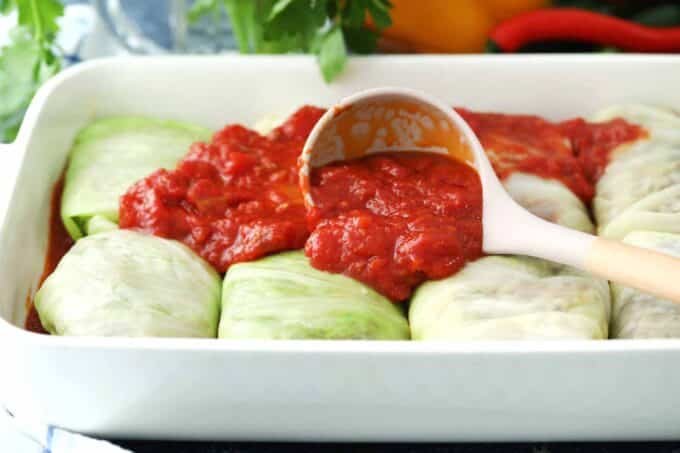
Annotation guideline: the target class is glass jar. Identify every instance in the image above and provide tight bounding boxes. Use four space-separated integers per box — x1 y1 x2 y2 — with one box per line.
92 0 236 54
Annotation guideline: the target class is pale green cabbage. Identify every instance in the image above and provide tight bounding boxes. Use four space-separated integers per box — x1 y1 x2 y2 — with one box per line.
591 105 680 239
35 230 221 337
219 251 410 340
409 170 610 340
598 184 680 239
61 116 211 239
592 105 680 338
410 256 611 340
503 172 594 233
611 231 680 339
594 144 680 234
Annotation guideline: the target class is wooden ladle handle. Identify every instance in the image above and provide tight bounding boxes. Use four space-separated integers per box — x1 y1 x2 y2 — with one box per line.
484 194 680 303
586 237 680 303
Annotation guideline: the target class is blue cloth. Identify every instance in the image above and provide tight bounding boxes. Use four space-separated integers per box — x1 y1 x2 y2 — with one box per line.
0 406 132 453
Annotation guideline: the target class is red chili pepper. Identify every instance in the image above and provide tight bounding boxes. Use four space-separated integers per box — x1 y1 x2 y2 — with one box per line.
490 8 680 52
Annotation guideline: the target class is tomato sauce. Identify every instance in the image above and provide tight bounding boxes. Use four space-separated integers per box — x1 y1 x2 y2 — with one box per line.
559 117 647 184
119 106 325 272
306 152 483 301
457 108 595 202
457 108 646 201
29 106 648 327
25 176 74 334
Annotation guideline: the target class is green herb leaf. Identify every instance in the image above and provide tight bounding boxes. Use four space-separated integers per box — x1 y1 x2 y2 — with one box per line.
0 0 64 142
224 0 259 53
367 0 392 30
0 27 41 141
1 112 22 142
0 0 15 15
343 26 377 54
342 0 365 28
263 0 326 45
188 0 220 24
268 0 297 21
317 24 346 82
15 0 63 41
189 0 393 82
325 0 337 19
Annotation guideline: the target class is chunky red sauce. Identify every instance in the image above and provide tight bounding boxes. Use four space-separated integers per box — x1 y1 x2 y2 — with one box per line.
26 176 74 334
457 108 646 201
119 106 325 272
29 106 648 329
559 117 647 184
457 108 595 202
306 152 483 301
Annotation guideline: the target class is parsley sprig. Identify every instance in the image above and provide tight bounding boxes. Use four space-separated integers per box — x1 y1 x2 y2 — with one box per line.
0 0 64 142
0 0 390 140
189 0 393 82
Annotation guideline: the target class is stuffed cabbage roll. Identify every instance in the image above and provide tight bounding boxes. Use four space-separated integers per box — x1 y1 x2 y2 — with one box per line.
409 169 610 340
595 144 680 235
409 110 610 340
219 251 410 340
591 105 680 338
61 117 211 239
410 256 610 340
503 173 594 233
610 231 680 339
591 105 680 239
409 177 609 339
35 230 221 337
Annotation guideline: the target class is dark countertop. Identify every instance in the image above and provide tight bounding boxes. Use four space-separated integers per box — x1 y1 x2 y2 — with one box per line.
115 441 680 453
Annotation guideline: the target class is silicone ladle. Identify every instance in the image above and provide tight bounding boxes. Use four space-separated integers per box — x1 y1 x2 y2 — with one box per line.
299 88 680 303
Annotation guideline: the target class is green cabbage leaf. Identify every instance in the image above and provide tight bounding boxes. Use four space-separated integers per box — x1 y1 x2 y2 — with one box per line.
61 116 211 239
35 230 221 337
219 251 410 340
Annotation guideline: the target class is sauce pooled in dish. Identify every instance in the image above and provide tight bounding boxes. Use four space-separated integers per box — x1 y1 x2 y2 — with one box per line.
457 108 594 202
558 117 647 185
458 109 647 202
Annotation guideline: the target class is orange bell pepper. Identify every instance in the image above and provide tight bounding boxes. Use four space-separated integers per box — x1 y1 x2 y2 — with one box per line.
378 0 550 53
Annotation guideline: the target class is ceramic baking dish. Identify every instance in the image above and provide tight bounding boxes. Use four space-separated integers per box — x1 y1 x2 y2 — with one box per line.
1 55 680 442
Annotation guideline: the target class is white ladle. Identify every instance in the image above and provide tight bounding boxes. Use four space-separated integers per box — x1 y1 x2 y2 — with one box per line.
299 88 680 303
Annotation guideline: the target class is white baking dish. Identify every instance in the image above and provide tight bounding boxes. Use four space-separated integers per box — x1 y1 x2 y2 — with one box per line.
2 55 680 442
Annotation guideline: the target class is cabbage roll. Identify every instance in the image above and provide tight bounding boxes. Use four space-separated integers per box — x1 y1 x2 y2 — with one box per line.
410 256 610 340
409 152 608 340
409 172 609 339
610 231 680 339
219 251 410 340
595 144 680 236
35 230 221 337
254 109 607 340
591 105 680 338
503 173 594 233
61 117 211 239
592 105 680 239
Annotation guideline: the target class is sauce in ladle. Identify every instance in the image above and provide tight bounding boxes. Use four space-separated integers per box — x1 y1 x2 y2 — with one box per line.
306 151 483 301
